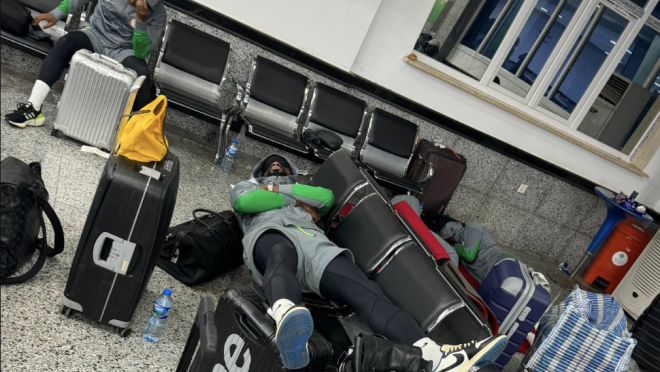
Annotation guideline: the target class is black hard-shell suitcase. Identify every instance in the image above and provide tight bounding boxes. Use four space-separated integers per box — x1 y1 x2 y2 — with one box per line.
61 151 179 335
178 287 333 372
407 139 467 218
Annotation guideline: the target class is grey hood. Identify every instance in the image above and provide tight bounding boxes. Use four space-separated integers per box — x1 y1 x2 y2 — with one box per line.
249 153 300 184
441 221 465 242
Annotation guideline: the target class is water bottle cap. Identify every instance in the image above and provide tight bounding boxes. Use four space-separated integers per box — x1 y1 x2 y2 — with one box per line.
232 139 238 144
163 288 172 296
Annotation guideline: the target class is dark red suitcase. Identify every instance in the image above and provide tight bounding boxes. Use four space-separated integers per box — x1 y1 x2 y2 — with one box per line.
61 151 180 336
407 139 467 218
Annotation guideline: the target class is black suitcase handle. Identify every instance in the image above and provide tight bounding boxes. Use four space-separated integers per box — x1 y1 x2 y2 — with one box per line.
234 302 274 347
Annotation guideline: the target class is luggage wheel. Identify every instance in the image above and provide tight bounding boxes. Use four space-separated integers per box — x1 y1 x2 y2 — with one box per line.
60 305 73 318
51 129 63 138
118 327 132 338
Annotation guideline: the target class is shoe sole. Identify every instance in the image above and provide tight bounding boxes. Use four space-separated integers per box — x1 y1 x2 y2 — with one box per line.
276 307 313 370
459 335 508 372
8 115 45 128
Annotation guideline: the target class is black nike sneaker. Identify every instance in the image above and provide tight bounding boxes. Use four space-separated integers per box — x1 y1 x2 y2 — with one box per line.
5 102 45 128
436 334 508 372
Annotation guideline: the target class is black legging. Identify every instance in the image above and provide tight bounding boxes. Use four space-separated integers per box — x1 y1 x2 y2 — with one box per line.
38 31 152 109
254 231 426 345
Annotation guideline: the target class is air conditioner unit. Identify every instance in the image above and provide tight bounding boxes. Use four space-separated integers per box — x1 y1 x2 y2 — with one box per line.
613 229 660 319
578 73 653 149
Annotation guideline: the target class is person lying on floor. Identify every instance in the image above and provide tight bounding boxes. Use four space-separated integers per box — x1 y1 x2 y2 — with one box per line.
441 221 551 291
440 221 514 283
5 0 165 128
230 154 507 372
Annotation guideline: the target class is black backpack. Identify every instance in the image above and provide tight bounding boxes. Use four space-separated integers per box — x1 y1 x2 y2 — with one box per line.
0 0 33 37
1 157 64 284
157 209 244 286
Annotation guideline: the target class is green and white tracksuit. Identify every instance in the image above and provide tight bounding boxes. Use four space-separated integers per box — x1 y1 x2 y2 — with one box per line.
441 221 513 283
49 0 166 62
230 154 353 296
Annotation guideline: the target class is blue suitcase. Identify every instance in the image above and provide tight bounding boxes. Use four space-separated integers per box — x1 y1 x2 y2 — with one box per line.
477 258 550 370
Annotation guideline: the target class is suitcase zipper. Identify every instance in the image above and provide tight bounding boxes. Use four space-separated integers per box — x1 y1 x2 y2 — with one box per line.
170 231 188 264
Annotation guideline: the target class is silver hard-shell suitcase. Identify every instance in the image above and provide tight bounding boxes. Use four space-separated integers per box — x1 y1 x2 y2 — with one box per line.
52 50 143 151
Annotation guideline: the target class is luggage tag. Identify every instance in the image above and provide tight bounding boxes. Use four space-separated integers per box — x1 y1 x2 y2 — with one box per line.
80 146 110 159
139 166 161 180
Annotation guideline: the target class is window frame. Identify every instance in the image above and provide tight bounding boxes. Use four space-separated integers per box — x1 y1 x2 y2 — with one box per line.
412 0 660 166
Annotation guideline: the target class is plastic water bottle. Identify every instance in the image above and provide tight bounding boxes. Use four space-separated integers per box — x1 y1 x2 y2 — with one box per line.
220 140 238 175
143 288 173 343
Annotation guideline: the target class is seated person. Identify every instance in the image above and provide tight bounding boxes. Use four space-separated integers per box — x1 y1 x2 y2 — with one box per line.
440 222 513 283
230 154 507 371
391 194 460 267
5 0 166 128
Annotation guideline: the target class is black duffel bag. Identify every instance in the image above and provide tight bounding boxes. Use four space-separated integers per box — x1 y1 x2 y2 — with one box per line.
303 129 343 152
157 209 244 286
1 157 64 284
1 0 33 37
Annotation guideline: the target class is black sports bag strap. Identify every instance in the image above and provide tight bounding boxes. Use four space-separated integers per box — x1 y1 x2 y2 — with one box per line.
0 212 49 284
34 194 64 256
192 209 222 230
28 186 64 257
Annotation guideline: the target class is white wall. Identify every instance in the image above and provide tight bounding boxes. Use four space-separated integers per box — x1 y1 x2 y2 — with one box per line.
351 0 660 209
194 0 381 72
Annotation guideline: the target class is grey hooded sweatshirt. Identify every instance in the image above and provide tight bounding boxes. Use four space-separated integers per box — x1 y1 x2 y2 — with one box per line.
50 0 166 62
441 221 513 282
229 154 353 296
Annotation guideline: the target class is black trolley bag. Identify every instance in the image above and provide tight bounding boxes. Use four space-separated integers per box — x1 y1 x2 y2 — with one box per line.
177 286 333 372
61 123 180 336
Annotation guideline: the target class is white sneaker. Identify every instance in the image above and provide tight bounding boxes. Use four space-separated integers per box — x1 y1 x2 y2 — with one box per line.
436 334 508 372
275 306 314 370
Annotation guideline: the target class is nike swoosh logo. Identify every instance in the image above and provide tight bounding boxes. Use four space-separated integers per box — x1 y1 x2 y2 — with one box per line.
440 354 465 372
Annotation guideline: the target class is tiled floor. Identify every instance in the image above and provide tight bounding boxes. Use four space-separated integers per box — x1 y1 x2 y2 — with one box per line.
0 63 582 372
1 64 256 371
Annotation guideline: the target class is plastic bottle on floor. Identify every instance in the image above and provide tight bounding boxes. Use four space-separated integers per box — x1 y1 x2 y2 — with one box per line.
143 288 173 343
220 139 238 175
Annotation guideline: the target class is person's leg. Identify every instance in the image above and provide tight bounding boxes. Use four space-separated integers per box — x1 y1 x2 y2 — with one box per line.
253 231 302 307
38 32 94 89
5 32 93 127
320 255 508 372
319 255 425 344
120 56 152 110
253 231 313 370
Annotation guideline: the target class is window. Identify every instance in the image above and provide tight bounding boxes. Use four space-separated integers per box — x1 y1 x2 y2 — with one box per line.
541 6 629 118
414 0 660 159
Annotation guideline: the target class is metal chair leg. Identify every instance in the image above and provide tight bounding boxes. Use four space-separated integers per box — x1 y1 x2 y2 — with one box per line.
215 112 228 164
223 115 235 153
